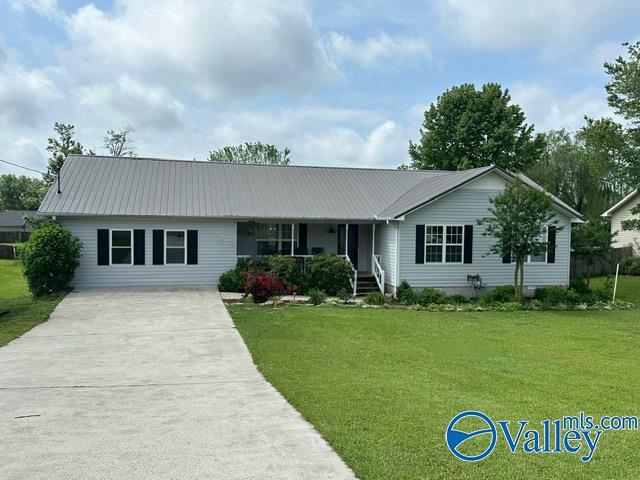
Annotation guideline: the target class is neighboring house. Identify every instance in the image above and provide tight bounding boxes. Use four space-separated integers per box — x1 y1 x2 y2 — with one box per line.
0 209 40 242
602 190 639 254
38 155 584 294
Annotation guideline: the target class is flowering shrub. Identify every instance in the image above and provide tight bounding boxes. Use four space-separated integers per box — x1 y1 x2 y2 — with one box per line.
243 271 284 303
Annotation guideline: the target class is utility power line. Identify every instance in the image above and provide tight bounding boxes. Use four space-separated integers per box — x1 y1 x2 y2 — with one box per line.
0 158 47 175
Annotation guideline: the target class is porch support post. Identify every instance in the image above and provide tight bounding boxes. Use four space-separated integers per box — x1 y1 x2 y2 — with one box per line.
372 223 376 257
345 223 349 257
291 223 295 256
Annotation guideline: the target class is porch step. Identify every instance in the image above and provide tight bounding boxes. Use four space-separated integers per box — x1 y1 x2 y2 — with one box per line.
356 273 381 294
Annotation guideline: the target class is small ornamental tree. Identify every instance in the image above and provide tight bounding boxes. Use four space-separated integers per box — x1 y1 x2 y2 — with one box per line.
478 182 560 301
20 224 82 296
571 220 616 285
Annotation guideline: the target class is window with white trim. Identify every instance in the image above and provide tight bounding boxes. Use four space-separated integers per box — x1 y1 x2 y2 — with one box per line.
425 225 464 263
256 223 298 255
511 227 548 263
110 230 132 265
165 230 186 264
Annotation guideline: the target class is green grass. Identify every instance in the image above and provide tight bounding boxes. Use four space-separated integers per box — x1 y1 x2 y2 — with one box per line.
230 285 640 479
0 259 65 347
590 275 640 303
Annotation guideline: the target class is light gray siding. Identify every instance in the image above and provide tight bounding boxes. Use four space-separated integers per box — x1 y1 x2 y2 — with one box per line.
610 195 639 253
375 222 398 288
398 188 572 293
307 223 339 254
60 216 236 287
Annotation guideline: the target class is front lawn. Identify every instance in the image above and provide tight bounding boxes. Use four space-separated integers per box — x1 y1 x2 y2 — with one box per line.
590 275 640 303
0 259 66 347
230 294 640 479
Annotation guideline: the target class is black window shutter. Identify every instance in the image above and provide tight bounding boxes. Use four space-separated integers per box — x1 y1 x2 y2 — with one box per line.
133 230 145 265
97 229 109 265
502 228 512 263
153 230 164 265
463 225 473 264
187 230 198 265
547 226 557 264
298 223 307 249
415 225 425 264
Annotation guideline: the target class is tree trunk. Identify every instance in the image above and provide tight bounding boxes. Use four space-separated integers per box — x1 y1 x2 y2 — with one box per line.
519 260 525 302
586 257 591 286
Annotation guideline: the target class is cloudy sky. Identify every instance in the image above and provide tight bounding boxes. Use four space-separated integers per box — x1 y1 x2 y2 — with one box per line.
1 0 639 177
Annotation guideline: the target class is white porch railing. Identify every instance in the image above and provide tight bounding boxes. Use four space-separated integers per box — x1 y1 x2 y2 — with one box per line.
344 252 358 297
372 254 385 293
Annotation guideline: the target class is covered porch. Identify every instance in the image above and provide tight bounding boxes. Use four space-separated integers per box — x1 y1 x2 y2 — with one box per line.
236 221 385 294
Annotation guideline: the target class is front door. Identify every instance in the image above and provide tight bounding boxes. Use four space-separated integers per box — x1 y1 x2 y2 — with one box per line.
338 224 359 269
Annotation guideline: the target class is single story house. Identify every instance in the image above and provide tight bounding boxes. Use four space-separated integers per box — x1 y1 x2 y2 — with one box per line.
602 190 639 254
38 155 584 295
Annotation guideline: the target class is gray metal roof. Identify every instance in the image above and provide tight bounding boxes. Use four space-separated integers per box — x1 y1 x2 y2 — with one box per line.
0 210 40 227
38 155 584 221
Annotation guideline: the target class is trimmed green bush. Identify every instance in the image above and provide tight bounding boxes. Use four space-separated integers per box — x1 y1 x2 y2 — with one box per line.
445 294 471 304
307 254 353 296
218 266 245 292
534 286 580 305
308 289 327 305
266 255 297 281
266 255 310 294
20 224 82 296
337 288 353 304
396 280 413 302
569 277 590 294
364 292 389 305
480 285 516 304
415 288 445 306
619 256 640 276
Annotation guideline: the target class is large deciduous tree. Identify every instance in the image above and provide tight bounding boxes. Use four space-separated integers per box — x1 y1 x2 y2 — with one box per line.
208 142 291 165
408 83 545 172
478 182 559 301
605 41 640 131
43 123 88 185
527 121 634 221
0 174 46 210
605 41 640 229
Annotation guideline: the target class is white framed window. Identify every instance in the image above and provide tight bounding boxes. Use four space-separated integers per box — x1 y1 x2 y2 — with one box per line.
513 227 548 263
425 225 464 263
110 229 133 265
165 230 186 265
256 223 298 255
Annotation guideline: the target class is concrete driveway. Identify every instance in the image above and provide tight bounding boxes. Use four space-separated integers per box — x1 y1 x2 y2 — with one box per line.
0 287 355 480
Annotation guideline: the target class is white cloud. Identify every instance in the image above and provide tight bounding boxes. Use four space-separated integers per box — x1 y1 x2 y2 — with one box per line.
208 106 412 167
510 83 614 132
327 32 431 66
8 0 65 21
439 0 640 55
0 137 47 177
77 76 186 130
0 47 58 126
66 0 339 98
